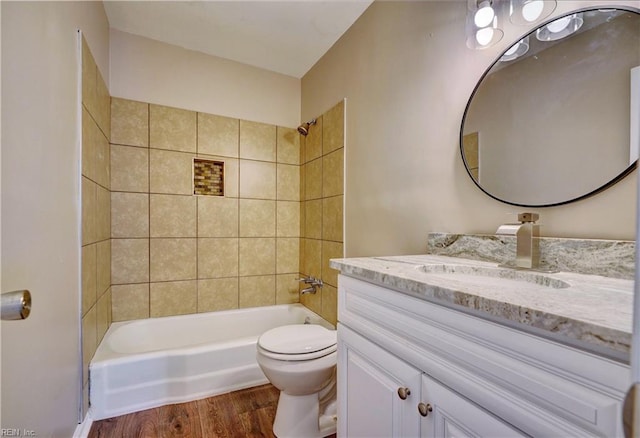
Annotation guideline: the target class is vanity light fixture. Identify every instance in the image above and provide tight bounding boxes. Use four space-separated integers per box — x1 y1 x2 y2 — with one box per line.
466 0 504 49
509 0 556 26
500 36 530 61
536 13 584 41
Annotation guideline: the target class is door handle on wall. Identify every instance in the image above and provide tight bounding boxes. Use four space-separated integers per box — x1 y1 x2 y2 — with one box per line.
1 290 31 320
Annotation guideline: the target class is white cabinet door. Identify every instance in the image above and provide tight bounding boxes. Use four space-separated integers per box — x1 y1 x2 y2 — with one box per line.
420 374 526 438
338 324 422 438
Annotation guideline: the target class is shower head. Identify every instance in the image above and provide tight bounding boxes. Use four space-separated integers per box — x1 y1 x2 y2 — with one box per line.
297 119 317 136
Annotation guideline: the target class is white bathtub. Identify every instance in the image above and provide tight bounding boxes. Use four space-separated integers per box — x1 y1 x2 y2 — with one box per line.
90 304 333 420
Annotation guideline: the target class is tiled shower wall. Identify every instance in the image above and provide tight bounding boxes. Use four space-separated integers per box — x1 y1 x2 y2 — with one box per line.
109 99 303 320
80 36 112 413
299 101 345 326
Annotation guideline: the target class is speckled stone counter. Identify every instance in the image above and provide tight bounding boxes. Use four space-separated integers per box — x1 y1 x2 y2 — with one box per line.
427 232 635 280
330 254 633 360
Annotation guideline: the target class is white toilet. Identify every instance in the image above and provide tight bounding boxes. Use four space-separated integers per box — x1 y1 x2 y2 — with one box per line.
256 324 337 438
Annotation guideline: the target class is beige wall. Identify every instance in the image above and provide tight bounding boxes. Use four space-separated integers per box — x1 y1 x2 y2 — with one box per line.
2 1 109 434
302 0 640 257
299 100 345 326
110 98 302 321
80 36 112 416
109 30 301 129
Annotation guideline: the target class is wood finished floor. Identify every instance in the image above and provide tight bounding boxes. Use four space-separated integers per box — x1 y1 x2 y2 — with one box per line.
88 384 337 438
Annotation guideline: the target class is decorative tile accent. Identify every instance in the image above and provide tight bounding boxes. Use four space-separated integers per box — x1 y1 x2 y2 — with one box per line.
193 158 224 196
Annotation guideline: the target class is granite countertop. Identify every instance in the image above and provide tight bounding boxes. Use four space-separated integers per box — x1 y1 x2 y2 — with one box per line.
330 254 633 359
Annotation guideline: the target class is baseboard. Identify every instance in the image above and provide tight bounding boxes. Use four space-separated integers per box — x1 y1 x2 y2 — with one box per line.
73 412 93 438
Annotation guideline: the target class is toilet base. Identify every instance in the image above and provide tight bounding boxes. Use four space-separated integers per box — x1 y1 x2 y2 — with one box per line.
273 392 337 438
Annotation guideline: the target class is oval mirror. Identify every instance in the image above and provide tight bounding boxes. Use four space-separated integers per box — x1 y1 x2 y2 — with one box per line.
461 8 640 207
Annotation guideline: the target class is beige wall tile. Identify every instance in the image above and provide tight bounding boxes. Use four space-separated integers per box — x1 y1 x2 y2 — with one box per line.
300 161 306 201
305 116 322 162
239 238 276 276
323 196 343 242
111 192 149 238
239 275 275 308
82 37 97 117
150 280 197 317
150 149 193 195
198 278 239 312
112 283 149 321
95 70 111 140
303 238 321 278
239 120 276 161
82 244 97 316
111 98 149 147
150 104 196 153
150 194 197 238
276 238 299 274
305 200 322 240
96 130 110 190
299 200 306 238
96 289 111 343
239 199 276 237
276 274 300 304
277 164 300 201
82 177 97 245
322 241 343 288
305 158 322 200
221 157 240 198
321 284 338 326
322 100 344 155
111 239 149 284
81 306 97 386
96 240 111 295
299 235 305 274
322 148 344 198
150 238 197 282
198 238 239 278
277 201 300 237
277 127 300 165
96 186 111 242
111 145 149 193
82 107 97 181
239 160 276 199
198 113 239 157
198 197 239 238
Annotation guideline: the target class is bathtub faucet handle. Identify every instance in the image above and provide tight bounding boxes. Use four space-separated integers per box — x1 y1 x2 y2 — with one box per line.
298 276 314 284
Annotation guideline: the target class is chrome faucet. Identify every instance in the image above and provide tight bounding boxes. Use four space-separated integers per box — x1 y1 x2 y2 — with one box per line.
496 212 540 269
298 276 323 294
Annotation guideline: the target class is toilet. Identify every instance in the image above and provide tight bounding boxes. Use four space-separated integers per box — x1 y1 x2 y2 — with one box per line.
256 324 337 438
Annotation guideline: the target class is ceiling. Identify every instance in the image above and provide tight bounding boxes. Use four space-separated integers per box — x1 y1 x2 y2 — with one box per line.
103 1 374 79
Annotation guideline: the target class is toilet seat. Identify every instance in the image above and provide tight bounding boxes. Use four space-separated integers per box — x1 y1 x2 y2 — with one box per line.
258 324 337 361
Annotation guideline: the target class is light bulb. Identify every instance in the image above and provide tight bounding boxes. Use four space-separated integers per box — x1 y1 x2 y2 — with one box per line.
522 0 544 22
504 43 520 56
476 27 495 46
547 16 571 33
474 1 495 28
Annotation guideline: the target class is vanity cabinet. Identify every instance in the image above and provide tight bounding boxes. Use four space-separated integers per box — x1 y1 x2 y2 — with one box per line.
337 274 629 437
339 324 524 437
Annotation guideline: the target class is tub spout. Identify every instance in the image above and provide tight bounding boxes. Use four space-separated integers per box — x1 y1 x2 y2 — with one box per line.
299 276 323 294
301 286 316 295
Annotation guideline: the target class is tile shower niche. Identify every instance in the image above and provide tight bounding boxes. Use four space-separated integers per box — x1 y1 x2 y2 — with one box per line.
193 158 224 196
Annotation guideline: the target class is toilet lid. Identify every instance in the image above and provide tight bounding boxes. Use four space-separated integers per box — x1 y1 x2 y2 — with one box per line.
258 324 336 355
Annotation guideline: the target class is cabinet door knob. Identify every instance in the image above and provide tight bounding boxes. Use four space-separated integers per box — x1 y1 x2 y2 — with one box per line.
418 402 433 417
397 387 411 400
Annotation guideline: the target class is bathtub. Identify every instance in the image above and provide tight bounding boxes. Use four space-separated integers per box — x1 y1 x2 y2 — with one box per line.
89 303 333 420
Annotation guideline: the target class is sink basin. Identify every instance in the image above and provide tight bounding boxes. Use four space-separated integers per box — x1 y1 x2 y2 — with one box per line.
415 264 570 289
